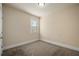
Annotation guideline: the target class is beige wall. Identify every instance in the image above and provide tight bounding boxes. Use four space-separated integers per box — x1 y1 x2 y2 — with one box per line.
0 3 2 56
40 4 79 48
3 4 40 49
0 3 2 36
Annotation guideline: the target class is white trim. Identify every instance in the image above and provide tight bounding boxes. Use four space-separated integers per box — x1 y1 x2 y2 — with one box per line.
41 39 79 52
3 38 79 52
0 39 2 56
3 39 38 50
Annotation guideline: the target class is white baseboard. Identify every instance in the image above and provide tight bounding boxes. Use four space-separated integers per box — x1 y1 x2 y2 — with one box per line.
3 38 79 52
41 39 79 52
0 39 2 56
3 39 38 50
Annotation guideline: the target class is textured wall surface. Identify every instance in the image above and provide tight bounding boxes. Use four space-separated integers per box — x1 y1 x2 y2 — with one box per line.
3 4 40 49
40 4 79 48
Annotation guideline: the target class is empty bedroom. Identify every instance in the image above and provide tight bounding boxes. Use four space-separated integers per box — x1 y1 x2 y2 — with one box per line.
0 3 79 56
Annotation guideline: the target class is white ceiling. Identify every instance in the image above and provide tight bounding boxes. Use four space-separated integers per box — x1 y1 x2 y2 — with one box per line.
8 3 77 17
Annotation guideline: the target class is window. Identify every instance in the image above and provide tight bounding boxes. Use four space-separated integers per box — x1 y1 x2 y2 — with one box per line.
31 19 37 32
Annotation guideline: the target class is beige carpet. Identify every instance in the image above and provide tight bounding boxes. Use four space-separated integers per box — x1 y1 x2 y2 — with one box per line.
2 41 79 56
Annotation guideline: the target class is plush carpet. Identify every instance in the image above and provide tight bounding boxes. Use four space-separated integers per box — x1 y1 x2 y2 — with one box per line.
2 41 79 56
